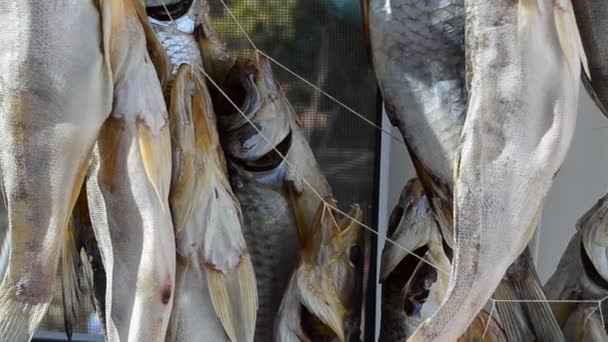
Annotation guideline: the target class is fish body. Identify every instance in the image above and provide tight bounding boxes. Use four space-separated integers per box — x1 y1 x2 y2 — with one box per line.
572 0 608 117
364 0 466 241
213 54 331 341
165 62 257 342
275 198 364 342
408 0 588 340
0 0 113 339
83 1 176 341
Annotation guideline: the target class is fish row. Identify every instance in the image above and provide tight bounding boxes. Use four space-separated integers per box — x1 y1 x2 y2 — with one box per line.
0 0 365 341
364 0 608 340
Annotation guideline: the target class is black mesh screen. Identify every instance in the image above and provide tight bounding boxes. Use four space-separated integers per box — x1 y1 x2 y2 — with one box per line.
37 1 380 340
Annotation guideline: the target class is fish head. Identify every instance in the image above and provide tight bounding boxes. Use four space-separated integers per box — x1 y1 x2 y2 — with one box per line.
295 197 364 342
213 53 291 164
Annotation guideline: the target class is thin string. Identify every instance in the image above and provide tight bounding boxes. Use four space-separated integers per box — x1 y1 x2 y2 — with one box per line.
155 1 608 334
197 63 449 275
215 0 407 147
158 0 177 27
482 300 496 339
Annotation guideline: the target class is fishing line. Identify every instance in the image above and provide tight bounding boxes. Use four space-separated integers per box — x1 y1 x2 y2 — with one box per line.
197 63 450 275
159 1 608 335
481 300 496 339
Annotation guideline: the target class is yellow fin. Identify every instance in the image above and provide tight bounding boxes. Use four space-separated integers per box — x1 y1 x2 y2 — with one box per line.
207 269 238 342
238 255 258 342
552 0 590 79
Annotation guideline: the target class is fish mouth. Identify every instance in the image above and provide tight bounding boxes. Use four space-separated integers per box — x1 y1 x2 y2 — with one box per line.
146 0 194 21
301 304 343 342
213 58 262 132
580 240 608 289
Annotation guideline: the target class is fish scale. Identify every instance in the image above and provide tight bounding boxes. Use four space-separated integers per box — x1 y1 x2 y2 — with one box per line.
232 177 301 342
369 0 466 192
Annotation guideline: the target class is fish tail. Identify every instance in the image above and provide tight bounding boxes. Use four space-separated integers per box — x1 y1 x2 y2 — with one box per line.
60 223 80 342
551 0 589 79
494 247 565 342
206 183 258 342
206 251 258 342
166 259 190 342
0 293 50 342
408 234 485 342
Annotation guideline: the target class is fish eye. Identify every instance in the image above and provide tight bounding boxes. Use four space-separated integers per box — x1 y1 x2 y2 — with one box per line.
241 130 292 172
146 0 194 21
349 245 361 266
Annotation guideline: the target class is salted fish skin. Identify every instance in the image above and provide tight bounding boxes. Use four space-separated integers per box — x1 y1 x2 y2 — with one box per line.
84 1 176 341
0 0 113 339
409 0 586 340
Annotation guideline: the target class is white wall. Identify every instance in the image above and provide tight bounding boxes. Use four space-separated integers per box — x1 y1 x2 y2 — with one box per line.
378 89 608 295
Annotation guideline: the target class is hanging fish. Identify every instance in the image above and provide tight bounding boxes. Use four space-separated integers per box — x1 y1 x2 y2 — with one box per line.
82 0 177 340
407 0 588 340
361 0 467 245
145 1 258 341
165 63 257 342
493 247 564 341
379 180 506 342
572 0 608 117
0 0 113 339
275 197 364 342
545 193 608 330
207 52 333 340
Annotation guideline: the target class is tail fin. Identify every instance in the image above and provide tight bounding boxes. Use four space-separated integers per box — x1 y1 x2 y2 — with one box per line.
494 247 565 341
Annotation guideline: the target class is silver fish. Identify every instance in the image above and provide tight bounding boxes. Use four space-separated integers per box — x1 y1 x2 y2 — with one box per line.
148 0 202 74
408 0 588 340
275 197 364 342
362 0 466 245
208 53 332 341
0 0 113 339
572 0 608 117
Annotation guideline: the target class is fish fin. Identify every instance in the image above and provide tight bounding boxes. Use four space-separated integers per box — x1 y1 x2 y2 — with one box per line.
582 72 608 119
207 269 238 342
380 180 434 281
204 182 258 342
60 223 80 342
168 65 200 235
551 0 590 79
295 269 346 342
408 146 454 245
207 257 258 342
132 0 171 87
494 247 565 341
